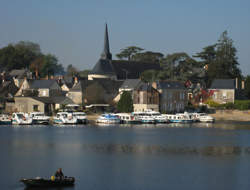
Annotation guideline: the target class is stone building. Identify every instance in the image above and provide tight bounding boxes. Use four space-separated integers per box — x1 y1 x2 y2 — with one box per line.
152 81 188 113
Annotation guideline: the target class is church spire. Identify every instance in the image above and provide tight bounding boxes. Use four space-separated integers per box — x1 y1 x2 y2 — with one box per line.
101 23 112 60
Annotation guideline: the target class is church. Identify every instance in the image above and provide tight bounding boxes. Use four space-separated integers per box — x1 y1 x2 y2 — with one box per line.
88 24 161 81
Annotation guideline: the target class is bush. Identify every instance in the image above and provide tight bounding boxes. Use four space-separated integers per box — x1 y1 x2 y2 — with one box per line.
234 100 250 110
225 102 234 109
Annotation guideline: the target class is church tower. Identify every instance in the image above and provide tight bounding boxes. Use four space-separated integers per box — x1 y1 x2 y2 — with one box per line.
88 24 116 80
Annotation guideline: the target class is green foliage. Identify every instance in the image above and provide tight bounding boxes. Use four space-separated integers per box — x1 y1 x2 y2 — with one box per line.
66 64 78 76
205 99 223 108
117 91 134 113
140 70 159 82
116 46 144 60
0 41 64 76
234 100 250 110
132 51 164 63
205 99 250 110
195 31 242 87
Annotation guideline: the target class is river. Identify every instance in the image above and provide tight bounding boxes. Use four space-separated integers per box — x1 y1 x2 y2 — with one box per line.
1 121 250 190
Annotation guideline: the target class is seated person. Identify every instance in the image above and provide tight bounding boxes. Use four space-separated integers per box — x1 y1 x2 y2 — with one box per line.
55 168 64 180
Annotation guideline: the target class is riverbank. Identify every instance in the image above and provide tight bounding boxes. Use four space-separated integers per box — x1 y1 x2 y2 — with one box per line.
209 110 250 121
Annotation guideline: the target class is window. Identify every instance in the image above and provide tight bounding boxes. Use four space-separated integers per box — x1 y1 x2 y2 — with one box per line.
223 92 227 99
33 105 39 111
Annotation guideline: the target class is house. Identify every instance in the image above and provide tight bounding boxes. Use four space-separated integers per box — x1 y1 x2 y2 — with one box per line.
133 83 159 112
67 79 123 106
208 78 245 104
9 69 33 88
88 24 161 81
152 81 188 113
0 79 19 111
114 79 142 102
13 96 74 115
15 79 63 97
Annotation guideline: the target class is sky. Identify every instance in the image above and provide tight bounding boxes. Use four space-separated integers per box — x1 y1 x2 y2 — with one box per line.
0 0 250 75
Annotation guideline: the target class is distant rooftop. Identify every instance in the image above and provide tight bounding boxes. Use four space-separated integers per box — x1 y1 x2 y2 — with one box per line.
210 79 235 89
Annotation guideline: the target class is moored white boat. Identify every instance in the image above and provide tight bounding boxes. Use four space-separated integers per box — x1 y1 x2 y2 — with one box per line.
163 112 193 123
30 112 50 125
72 112 87 124
132 111 156 124
12 112 33 125
53 112 77 125
96 114 120 124
115 113 141 124
198 113 215 123
0 114 12 125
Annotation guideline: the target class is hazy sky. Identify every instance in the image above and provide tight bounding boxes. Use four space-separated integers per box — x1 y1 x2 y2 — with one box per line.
1 0 250 75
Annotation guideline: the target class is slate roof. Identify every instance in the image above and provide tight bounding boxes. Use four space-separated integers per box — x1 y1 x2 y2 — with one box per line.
120 79 142 90
9 69 32 79
90 59 115 75
31 96 74 104
29 80 59 89
70 79 123 93
135 82 156 91
210 79 235 89
155 81 186 90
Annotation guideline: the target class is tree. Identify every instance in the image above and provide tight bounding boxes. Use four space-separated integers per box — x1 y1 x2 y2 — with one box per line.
116 46 144 60
132 51 164 63
140 69 160 82
117 91 134 113
161 52 200 81
66 64 78 76
29 56 45 78
41 54 65 77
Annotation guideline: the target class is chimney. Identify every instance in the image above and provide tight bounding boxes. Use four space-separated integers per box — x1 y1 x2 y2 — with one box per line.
74 76 78 84
242 80 245 90
152 81 157 89
235 78 238 89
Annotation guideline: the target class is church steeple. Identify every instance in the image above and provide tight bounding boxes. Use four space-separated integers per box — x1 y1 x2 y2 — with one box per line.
101 23 112 60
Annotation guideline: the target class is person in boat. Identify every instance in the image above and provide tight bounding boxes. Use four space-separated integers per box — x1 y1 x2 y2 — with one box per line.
54 168 64 180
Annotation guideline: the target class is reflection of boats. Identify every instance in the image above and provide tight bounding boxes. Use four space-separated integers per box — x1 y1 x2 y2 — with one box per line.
12 112 33 125
20 177 75 188
96 114 120 124
30 112 50 125
115 113 141 124
72 112 88 124
0 114 12 125
53 112 77 125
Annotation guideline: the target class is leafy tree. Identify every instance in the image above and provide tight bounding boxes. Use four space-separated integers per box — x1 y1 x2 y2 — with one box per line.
195 31 242 87
140 70 160 82
117 91 134 113
29 56 45 78
116 46 144 60
66 64 78 76
132 51 164 63
161 52 200 81
41 54 65 77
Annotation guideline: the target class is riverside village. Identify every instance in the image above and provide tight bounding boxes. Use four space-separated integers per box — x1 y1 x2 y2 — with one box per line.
0 24 249 125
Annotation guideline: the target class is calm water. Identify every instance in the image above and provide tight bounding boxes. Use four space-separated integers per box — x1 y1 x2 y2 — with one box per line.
2 121 250 190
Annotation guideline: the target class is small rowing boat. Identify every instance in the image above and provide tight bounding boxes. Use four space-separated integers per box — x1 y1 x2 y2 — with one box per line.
20 177 75 188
